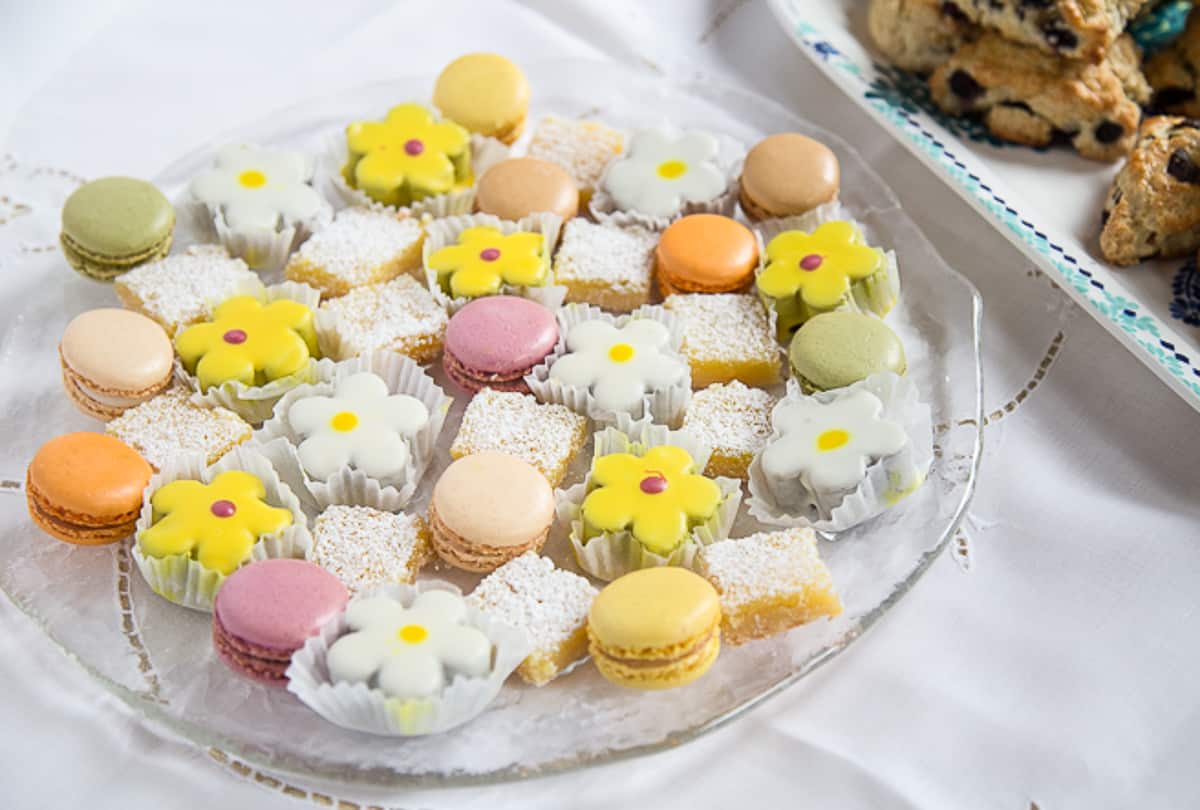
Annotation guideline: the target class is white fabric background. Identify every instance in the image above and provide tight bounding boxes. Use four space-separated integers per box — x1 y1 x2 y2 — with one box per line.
2 2 1199 808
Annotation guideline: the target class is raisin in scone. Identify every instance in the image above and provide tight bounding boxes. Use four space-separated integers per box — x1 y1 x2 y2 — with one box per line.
1146 8 1200 117
1100 116 1200 265
867 0 974 73
929 33 1145 161
943 0 1148 62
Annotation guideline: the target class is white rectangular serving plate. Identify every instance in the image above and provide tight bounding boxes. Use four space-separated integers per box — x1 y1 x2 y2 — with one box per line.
770 0 1200 413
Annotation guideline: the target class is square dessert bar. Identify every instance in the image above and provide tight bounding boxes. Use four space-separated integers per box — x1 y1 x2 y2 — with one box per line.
114 245 259 336
450 388 588 488
105 385 251 471
682 381 776 479
284 207 424 298
663 293 782 388
466 552 598 686
553 219 658 313
700 528 841 646
317 274 448 363
526 115 625 202
310 505 432 595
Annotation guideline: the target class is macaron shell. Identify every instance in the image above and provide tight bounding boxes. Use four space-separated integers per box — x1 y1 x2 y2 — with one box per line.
212 618 290 686
60 177 175 257
61 308 173 391
433 53 530 142
591 626 720 689
475 158 579 221
431 452 555 548
27 433 151 520
588 567 721 650
214 559 348 652
740 133 839 218
444 296 559 375
25 475 137 545
655 214 758 293
789 311 906 391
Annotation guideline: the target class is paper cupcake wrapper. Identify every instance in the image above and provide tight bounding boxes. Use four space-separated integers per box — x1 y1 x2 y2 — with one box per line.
745 372 933 534
254 351 452 511
175 280 336 425
179 193 334 274
286 580 531 737
421 212 567 314
132 444 311 612
319 131 509 220
750 201 854 243
555 424 740 581
525 302 691 428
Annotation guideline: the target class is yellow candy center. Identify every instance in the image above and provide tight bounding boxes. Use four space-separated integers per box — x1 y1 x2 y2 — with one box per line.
656 160 687 179
398 624 428 644
330 411 359 432
238 169 267 188
608 343 635 363
816 429 850 452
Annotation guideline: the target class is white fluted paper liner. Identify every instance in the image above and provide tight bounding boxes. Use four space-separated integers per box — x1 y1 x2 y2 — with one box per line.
751 205 902 329
254 351 452 511
179 191 333 274
319 130 509 220
174 279 337 425
525 302 691 428
286 580 531 737
421 212 566 314
555 424 741 581
132 444 311 612
588 133 744 231
745 372 933 534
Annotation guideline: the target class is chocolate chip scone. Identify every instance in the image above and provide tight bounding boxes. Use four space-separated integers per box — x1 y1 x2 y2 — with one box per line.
943 0 1149 62
1146 7 1200 116
929 32 1145 161
1100 116 1200 265
867 0 975 73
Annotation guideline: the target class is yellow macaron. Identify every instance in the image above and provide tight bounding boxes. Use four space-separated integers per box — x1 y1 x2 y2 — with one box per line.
433 53 530 145
587 567 721 690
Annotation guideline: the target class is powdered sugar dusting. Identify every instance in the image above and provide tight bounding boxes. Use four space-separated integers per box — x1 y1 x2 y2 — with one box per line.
664 293 778 366
451 388 587 486
683 381 776 456
701 528 831 609
466 552 597 658
553 219 657 294
114 244 258 334
286 207 423 291
105 385 251 470
527 116 625 191
319 275 448 360
310 505 430 595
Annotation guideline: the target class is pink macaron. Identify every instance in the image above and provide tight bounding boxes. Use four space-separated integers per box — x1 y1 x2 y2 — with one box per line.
442 295 559 395
212 559 348 687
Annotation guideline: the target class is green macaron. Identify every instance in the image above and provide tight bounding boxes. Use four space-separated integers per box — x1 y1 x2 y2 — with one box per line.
60 177 175 281
788 311 906 393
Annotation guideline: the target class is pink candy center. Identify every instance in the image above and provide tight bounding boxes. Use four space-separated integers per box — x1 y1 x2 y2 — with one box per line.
640 474 668 494
210 500 237 518
800 254 823 271
222 329 247 344
479 248 501 262
404 139 424 156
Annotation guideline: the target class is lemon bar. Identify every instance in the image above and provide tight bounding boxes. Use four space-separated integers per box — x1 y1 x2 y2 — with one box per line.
317 275 448 363
310 505 432 595
682 381 776 479
663 293 782 387
553 219 658 313
285 207 424 298
105 385 251 471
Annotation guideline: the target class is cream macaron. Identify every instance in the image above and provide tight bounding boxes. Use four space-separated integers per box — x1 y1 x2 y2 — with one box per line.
428 452 555 572
59 308 174 421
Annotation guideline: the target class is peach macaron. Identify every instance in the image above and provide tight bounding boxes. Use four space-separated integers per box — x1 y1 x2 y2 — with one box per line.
655 214 759 296
26 432 152 545
60 308 173 421
475 157 579 222
428 452 555 572
739 133 840 221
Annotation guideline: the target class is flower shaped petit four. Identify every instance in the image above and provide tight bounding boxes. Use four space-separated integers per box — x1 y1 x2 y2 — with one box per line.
760 389 907 505
326 589 492 701
756 220 892 339
344 103 471 208
190 144 326 233
582 445 722 556
288 372 430 485
175 296 319 392
138 470 293 576
427 226 547 299
548 318 688 416
601 130 727 218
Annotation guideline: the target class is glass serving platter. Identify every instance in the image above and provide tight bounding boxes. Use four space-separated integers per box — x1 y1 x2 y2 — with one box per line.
0 60 982 789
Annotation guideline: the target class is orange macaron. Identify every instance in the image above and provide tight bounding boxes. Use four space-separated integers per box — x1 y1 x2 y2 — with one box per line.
655 214 759 296
26 432 152 545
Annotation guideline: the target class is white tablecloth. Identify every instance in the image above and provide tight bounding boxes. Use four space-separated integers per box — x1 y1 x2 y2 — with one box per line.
2 2 1198 808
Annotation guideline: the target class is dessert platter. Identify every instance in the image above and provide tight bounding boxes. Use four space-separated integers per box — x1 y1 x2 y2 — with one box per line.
770 0 1200 414
0 58 982 787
